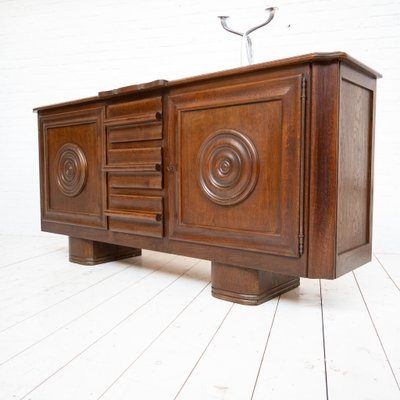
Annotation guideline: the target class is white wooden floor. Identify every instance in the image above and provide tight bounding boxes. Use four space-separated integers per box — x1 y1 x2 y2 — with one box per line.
0 234 399 400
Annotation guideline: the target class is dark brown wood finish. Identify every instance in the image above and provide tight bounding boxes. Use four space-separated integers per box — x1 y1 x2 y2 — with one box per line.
336 64 376 277
211 262 300 305
69 237 141 265
39 107 107 229
167 72 307 260
35 52 380 305
307 62 340 279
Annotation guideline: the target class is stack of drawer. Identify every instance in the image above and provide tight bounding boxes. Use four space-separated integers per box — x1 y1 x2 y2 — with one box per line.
104 96 163 237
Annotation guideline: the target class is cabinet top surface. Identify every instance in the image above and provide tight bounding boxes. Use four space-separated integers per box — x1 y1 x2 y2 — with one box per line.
34 51 381 112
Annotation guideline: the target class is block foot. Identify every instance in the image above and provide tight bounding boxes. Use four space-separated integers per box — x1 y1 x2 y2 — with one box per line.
211 262 300 305
69 237 141 265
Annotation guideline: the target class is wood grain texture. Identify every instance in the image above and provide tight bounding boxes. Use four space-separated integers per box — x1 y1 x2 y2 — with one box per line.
107 122 162 146
108 172 162 190
167 73 306 258
336 65 376 277
39 107 107 229
337 81 371 254
106 96 162 121
69 237 141 265
307 62 340 279
35 52 380 303
211 262 299 305
108 194 163 213
98 79 168 97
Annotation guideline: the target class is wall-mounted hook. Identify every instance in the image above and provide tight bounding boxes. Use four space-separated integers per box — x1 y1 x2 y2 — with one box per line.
218 7 277 66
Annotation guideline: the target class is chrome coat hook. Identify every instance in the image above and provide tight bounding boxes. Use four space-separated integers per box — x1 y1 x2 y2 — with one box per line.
218 7 277 66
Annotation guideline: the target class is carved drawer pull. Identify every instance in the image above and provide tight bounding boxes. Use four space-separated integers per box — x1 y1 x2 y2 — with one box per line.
103 163 161 173
105 209 162 223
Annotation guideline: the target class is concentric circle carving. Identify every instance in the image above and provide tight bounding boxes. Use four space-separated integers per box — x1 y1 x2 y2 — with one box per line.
198 129 259 205
55 143 87 197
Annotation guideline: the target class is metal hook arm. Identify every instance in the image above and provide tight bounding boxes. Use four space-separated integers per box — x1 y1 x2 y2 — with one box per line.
217 16 243 37
246 7 277 35
217 7 277 38
217 7 277 65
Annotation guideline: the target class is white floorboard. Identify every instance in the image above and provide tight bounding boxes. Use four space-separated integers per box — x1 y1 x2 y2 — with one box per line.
375 253 400 290
0 252 176 365
252 278 326 400
175 299 277 400
0 234 65 268
99 279 231 400
25 260 209 400
0 236 399 400
354 256 400 386
0 255 198 399
321 265 400 400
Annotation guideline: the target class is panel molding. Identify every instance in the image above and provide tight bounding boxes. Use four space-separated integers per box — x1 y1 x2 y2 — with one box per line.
168 73 306 257
39 107 106 229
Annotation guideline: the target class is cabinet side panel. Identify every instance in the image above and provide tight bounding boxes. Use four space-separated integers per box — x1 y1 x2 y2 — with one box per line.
336 65 376 276
307 63 340 279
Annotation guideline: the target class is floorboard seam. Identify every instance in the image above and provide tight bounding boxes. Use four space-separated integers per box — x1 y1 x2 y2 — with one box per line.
18 259 201 400
319 279 329 400
173 302 235 400
374 254 400 292
0 253 175 334
0 248 65 270
353 271 400 392
97 281 212 400
0 264 161 367
0 263 133 335
250 296 280 400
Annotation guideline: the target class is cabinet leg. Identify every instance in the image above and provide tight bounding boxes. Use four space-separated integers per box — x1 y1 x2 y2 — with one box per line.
69 237 141 265
211 262 300 305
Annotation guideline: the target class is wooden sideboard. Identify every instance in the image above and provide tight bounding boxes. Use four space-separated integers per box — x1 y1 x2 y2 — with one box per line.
35 52 381 305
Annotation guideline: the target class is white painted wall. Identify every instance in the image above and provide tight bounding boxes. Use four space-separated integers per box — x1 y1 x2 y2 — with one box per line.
0 0 399 253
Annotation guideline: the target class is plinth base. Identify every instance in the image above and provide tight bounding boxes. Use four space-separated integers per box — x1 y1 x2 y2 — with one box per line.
211 262 300 305
69 237 141 265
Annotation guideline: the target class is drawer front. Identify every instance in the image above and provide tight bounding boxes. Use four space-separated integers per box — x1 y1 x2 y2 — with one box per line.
107 213 163 237
106 97 162 121
105 95 164 238
108 172 162 190
107 147 162 167
107 122 162 145
108 194 163 213
106 194 163 237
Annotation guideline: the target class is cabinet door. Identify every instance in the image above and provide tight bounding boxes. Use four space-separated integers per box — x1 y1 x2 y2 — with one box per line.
39 107 106 228
167 73 306 257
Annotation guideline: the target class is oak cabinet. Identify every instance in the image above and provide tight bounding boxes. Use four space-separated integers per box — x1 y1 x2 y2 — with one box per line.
36 52 381 305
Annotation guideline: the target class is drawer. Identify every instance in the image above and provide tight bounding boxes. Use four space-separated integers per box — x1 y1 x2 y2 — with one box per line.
108 194 163 213
107 210 163 238
106 97 162 121
107 122 162 146
108 172 162 190
107 147 161 168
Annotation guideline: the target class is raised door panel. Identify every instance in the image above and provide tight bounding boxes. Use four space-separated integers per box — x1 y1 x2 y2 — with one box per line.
168 73 306 257
39 108 106 228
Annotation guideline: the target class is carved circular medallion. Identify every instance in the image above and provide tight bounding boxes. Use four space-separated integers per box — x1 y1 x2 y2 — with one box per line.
55 143 87 197
198 129 259 205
